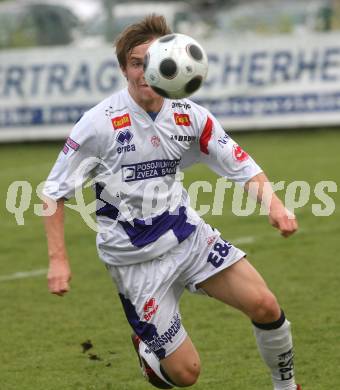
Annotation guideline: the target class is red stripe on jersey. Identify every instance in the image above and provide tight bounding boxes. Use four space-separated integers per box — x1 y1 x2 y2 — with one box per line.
199 116 213 154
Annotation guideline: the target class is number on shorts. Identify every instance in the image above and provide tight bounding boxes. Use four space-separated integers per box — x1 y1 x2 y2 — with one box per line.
207 239 233 268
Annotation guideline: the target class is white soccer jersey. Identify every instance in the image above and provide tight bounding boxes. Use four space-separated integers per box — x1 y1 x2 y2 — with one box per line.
43 88 262 265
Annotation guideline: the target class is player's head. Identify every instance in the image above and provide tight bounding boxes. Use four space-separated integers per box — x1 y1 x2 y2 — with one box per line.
115 14 172 110
115 14 172 71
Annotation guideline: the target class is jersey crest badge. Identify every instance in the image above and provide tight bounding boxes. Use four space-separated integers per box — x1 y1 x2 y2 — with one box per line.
151 135 161 147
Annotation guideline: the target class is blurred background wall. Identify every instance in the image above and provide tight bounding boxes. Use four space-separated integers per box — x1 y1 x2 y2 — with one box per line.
1 0 340 140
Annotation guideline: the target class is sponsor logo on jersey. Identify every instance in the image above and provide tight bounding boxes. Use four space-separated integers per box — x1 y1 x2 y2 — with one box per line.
143 298 159 321
150 135 161 147
171 102 191 110
116 129 136 154
62 137 80 155
232 144 249 162
144 314 181 353
66 137 80 151
122 159 180 182
217 134 230 148
174 113 191 126
111 113 131 130
170 134 197 142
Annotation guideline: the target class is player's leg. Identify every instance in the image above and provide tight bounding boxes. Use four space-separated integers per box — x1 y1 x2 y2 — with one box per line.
197 257 280 321
136 333 201 387
160 335 201 386
197 257 297 390
106 259 201 388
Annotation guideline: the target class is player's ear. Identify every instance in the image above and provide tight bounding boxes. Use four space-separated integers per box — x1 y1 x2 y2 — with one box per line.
120 66 128 80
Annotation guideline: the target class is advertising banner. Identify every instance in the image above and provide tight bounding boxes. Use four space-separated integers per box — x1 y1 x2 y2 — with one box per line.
1 32 340 141
197 33 340 131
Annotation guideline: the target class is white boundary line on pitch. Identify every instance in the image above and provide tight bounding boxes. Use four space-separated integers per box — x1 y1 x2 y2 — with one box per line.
0 269 47 282
232 236 255 245
0 225 334 283
0 236 257 283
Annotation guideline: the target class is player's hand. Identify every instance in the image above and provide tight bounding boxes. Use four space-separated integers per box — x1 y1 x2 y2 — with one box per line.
47 260 72 296
268 204 298 238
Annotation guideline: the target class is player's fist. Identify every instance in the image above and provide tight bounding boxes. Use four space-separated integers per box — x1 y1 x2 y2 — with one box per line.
268 205 298 238
47 260 72 296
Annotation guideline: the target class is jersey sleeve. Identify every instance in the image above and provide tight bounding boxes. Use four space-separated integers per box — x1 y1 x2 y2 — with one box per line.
43 113 100 201
198 112 263 185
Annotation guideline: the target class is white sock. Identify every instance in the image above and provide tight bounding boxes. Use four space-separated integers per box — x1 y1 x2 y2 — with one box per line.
253 314 297 390
139 339 174 386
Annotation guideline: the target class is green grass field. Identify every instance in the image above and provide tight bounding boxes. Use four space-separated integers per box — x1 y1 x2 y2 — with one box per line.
0 128 339 389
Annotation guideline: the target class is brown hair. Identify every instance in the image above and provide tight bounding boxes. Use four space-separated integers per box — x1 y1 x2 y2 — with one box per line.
115 14 172 69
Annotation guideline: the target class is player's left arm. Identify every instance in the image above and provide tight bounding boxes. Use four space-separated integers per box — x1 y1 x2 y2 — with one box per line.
196 111 297 237
244 172 298 238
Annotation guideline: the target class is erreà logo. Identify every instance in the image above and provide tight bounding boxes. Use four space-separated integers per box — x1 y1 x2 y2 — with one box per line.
117 129 133 145
111 113 131 130
143 298 159 321
174 113 191 126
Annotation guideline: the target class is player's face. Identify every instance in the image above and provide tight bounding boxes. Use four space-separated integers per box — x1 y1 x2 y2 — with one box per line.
122 40 163 111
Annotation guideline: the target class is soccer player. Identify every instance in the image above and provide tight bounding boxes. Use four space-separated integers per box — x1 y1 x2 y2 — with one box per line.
43 14 301 390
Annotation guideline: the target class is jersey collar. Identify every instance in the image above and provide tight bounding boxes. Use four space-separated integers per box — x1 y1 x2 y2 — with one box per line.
123 88 170 121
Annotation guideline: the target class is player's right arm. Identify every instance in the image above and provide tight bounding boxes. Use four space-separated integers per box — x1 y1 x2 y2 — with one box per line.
42 111 102 295
44 198 71 296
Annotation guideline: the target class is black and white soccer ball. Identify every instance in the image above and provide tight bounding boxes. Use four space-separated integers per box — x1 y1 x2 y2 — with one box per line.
144 33 208 99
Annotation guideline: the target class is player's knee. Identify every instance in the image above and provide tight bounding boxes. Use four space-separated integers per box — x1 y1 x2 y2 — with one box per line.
170 361 201 387
251 290 280 323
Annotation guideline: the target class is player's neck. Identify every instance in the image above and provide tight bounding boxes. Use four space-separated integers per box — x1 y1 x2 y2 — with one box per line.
128 87 164 113
138 98 164 113
142 99 163 113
